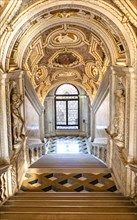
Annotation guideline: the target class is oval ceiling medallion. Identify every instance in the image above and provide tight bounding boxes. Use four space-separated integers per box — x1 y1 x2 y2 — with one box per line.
45 27 87 49
48 50 83 68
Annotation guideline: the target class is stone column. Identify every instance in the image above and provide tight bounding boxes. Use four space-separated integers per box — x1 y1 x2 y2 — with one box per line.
80 95 88 136
89 105 95 142
39 108 45 141
0 73 10 164
51 96 55 136
44 96 55 137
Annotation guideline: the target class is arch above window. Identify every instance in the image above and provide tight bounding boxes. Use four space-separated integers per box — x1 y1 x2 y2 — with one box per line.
56 84 79 95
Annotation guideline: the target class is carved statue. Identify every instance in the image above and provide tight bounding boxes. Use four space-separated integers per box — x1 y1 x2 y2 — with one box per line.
114 88 125 143
11 83 24 145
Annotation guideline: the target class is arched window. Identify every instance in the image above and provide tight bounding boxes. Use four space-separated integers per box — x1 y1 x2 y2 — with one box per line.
55 84 79 129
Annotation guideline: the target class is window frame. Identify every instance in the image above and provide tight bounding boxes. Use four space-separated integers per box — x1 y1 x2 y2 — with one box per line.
55 84 80 130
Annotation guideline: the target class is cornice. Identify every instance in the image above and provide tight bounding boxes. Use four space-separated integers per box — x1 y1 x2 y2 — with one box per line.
92 67 110 113
24 72 44 115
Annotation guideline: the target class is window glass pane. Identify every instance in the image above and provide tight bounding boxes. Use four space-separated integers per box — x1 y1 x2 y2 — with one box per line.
56 84 78 95
56 126 78 129
68 100 78 125
56 96 78 100
56 101 66 125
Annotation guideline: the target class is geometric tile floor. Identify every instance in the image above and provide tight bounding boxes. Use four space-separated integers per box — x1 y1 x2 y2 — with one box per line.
21 172 117 192
45 136 89 154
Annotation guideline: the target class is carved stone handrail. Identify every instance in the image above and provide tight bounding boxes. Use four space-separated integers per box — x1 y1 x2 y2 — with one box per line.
0 165 9 175
129 164 137 173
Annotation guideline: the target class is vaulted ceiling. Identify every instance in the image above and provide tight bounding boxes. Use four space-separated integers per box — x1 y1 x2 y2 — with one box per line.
23 21 110 102
0 0 136 103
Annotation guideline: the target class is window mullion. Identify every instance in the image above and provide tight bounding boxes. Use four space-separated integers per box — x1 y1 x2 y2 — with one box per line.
66 100 68 126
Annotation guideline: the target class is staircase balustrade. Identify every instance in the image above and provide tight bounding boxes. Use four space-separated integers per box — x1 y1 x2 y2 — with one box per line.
0 140 28 205
0 166 9 205
29 143 46 165
90 142 107 164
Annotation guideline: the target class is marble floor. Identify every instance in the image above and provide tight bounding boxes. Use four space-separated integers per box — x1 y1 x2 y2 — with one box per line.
21 136 117 193
21 172 117 192
45 136 89 154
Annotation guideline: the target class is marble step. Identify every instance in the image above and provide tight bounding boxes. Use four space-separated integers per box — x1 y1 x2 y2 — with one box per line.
0 212 137 220
5 200 134 206
15 192 123 197
9 195 129 201
1 206 137 212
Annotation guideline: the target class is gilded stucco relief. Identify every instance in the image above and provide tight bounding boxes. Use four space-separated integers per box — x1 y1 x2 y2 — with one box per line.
6 6 134 104
23 23 109 103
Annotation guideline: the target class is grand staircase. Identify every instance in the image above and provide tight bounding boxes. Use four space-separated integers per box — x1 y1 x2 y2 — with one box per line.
0 191 137 220
1 152 137 219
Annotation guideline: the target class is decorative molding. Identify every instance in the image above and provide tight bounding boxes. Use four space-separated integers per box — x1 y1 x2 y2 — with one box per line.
24 72 44 115
0 0 23 36
112 0 137 28
92 67 110 113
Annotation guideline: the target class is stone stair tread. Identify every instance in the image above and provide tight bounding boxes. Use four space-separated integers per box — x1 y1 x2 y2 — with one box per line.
0 212 137 220
15 192 123 197
1 211 137 214
5 201 134 206
9 196 129 200
1 206 137 212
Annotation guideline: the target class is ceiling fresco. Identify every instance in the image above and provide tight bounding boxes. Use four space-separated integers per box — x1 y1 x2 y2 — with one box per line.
23 23 110 103
19 8 127 103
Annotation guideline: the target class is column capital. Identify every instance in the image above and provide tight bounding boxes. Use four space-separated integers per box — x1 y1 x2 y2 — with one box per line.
111 65 132 75
0 69 25 82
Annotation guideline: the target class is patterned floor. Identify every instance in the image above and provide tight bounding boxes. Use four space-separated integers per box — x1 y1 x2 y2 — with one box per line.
21 172 117 192
22 136 117 193
45 136 89 154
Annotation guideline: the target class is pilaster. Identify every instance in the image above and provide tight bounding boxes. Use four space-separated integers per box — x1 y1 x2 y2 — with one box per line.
123 67 137 161
0 73 10 164
110 65 137 197
89 105 95 141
